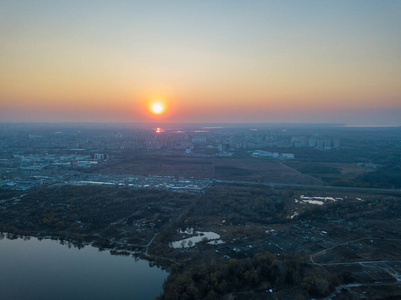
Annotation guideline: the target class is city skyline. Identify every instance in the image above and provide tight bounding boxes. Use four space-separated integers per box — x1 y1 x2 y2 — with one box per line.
1 1 400 126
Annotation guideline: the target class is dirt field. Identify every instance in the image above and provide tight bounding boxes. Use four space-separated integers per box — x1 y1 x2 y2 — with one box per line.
99 153 322 185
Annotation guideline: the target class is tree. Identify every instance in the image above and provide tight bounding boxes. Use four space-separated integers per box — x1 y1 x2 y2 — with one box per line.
181 240 186 249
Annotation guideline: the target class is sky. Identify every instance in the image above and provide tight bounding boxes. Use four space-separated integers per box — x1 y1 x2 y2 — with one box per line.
0 0 400 125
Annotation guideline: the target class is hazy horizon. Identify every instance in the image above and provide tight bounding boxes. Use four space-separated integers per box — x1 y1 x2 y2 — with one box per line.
1 121 401 129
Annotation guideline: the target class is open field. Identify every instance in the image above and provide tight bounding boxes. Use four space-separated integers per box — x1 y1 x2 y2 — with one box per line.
98 153 322 185
283 161 374 185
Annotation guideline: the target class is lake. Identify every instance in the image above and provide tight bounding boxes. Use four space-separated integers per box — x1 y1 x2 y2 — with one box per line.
0 235 168 300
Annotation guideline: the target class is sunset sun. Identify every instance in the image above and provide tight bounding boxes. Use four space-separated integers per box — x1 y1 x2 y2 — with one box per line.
150 101 166 115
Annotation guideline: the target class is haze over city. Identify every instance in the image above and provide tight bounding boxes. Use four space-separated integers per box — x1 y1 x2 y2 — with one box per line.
1 0 400 125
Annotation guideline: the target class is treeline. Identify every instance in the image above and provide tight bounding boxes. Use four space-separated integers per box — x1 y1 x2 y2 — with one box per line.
332 166 401 189
190 185 292 224
265 147 366 163
158 251 342 299
0 185 196 246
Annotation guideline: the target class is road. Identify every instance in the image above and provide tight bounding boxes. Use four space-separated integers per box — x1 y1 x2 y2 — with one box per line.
213 179 401 194
145 234 158 256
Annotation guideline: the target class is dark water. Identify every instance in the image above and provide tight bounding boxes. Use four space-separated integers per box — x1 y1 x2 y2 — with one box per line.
0 236 168 300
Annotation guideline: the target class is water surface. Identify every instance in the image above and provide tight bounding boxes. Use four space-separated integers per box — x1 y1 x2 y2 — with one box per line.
0 236 167 300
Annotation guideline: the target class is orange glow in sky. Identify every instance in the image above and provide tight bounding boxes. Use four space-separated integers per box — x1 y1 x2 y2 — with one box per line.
0 1 400 125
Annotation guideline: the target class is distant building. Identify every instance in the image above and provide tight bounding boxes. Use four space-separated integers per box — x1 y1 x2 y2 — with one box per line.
333 138 341 148
252 150 294 160
217 144 230 152
324 138 332 149
317 139 326 149
309 136 317 147
77 161 97 168
281 153 295 159
94 153 109 160
291 136 307 147
252 150 272 158
192 136 206 144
